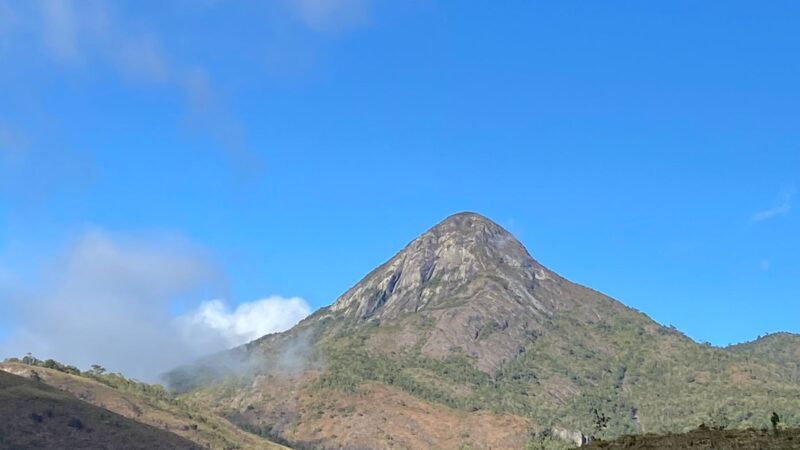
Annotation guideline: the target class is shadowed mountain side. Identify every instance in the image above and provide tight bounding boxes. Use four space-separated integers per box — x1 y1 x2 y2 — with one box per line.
1 362 287 450
0 369 200 450
581 426 800 449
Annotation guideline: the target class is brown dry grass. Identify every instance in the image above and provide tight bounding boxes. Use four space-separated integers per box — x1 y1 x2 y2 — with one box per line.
1 363 287 450
291 383 530 449
200 371 531 450
0 370 200 449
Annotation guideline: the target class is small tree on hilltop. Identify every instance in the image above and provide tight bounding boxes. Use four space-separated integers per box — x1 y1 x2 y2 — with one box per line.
43 359 58 369
22 353 38 366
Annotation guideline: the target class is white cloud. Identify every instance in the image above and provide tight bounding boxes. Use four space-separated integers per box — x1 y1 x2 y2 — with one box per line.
0 230 310 381
752 187 796 222
177 297 310 349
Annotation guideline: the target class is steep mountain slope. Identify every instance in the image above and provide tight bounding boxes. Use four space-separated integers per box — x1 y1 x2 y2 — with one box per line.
0 369 200 449
326 212 611 373
172 212 800 449
0 361 286 450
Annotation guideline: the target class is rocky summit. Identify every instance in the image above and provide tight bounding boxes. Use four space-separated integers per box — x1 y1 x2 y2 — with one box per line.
327 212 632 373
170 212 800 450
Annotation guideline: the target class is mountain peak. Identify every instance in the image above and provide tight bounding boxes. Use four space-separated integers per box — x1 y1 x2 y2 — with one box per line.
426 212 512 242
434 211 498 227
418 211 536 272
326 212 563 370
332 215 549 325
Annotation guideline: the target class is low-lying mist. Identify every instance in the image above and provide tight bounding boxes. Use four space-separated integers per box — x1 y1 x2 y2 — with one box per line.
163 326 323 393
0 230 311 382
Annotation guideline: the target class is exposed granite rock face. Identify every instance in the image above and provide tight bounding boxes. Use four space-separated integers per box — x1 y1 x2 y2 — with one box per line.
331 212 549 319
327 212 625 372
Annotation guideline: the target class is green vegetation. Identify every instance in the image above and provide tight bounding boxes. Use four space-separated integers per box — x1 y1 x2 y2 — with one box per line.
9 354 81 375
310 313 800 441
728 333 800 384
7 355 173 403
772 412 781 431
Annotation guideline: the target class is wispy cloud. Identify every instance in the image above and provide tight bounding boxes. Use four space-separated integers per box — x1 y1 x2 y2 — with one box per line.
288 0 372 33
0 1 17 36
0 118 94 205
2 0 262 175
0 230 310 381
752 187 796 222
1 1 378 175
0 122 28 163
39 0 81 62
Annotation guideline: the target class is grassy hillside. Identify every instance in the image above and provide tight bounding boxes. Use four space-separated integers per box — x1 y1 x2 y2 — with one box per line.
317 313 800 435
175 306 800 449
1 359 287 450
728 333 800 382
0 369 200 449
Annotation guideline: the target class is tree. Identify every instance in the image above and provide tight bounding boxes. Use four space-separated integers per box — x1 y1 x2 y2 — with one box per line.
771 412 780 432
708 405 729 430
22 353 39 366
90 364 106 375
592 408 609 434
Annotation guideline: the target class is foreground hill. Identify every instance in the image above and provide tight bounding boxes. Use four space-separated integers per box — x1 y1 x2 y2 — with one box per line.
0 369 199 449
169 212 800 449
0 361 286 450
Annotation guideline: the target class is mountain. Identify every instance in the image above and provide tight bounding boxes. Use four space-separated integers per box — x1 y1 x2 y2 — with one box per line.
170 212 800 449
326 211 591 372
0 361 286 450
0 369 199 449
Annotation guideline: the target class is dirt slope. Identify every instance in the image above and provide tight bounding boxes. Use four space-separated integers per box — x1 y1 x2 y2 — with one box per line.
582 426 800 449
1 362 287 450
0 369 200 449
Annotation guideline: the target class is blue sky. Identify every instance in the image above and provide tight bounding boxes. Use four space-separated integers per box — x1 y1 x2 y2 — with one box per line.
0 0 798 371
